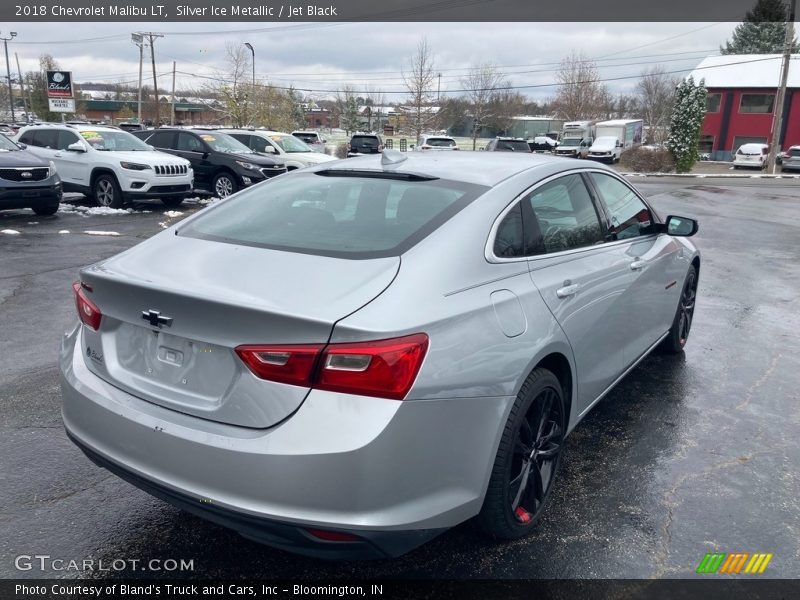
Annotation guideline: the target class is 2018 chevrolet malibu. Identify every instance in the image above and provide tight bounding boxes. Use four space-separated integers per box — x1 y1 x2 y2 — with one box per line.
60 151 699 559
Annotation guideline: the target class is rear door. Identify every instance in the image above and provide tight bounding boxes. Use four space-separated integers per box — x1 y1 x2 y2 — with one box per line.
524 172 631 414
175 132 213 186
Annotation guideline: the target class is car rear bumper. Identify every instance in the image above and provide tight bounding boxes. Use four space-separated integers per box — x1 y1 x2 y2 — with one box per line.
60 324 511 558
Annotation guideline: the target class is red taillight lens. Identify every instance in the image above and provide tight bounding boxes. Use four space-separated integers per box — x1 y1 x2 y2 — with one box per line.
235 344 323 387
305 528 362 542
236 334 429 400
72 281 102 331
316 333 428 400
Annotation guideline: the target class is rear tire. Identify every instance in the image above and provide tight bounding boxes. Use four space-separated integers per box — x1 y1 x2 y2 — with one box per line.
660 265 698 354
32 204 59 216
93 173 124 208
478 368 566 540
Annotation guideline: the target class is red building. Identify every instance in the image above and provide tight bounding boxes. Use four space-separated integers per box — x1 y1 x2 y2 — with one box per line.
690 55 800 160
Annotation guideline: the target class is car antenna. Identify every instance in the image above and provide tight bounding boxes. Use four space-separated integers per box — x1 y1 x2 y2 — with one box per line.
381 149 407 167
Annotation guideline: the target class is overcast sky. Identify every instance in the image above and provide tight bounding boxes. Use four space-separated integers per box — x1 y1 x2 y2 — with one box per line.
5 21 739 101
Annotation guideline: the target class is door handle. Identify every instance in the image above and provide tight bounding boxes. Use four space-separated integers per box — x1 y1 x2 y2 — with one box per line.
556 283 580 298
630 259 647 271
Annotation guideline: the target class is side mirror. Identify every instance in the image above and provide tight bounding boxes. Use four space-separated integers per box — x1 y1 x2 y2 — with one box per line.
202 152 210 159
322 139 327 143
17 142 27 150
262 145 276 154
67 142 87 153
664 215 698 237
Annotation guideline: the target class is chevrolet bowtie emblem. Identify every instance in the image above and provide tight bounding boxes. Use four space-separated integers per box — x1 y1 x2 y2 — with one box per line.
141 309 173 328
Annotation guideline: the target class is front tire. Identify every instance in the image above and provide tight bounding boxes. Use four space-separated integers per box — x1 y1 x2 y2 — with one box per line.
478 368 566 540
32 204 59 216
93 174 124 208
212 172 238 198
660 265 698 354
160 196 185 208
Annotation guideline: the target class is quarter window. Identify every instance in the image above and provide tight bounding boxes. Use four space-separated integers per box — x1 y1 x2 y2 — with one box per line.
590 173 655 240
494 203 525 258
525 174 603 254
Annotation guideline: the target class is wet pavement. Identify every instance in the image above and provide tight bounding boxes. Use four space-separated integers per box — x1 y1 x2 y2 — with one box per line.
1 180 798 580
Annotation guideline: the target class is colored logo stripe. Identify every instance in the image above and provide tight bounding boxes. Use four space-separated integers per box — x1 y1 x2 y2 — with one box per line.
697 552 773 574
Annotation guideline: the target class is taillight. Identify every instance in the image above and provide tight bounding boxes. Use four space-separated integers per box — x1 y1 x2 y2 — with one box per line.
316 334 428 400
72 281 102 331
305 528 362 542
235 333 429 400
235 344 323 387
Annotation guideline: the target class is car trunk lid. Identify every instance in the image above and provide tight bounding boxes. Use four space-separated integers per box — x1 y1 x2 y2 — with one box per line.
78 234 399 428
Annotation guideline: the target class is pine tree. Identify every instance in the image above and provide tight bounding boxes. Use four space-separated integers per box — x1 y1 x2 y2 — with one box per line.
666 77 707 173
721 0 797 54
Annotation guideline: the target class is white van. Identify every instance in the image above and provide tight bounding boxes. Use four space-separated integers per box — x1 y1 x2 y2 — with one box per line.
587 136 623 163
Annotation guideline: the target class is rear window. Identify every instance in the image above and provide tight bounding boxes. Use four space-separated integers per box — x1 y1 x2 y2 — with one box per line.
789 148 800 157
351 136 381 146
493 140 530 152
293 133 318 143
180 172 486 259
425 138 456 147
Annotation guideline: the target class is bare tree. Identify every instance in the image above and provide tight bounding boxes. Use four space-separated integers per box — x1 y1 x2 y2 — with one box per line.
402 37 437 139
363 84 387 132
461 63 507 150
487 87 526 135
204 42 252 127
635 66 679 144
551 51 609 121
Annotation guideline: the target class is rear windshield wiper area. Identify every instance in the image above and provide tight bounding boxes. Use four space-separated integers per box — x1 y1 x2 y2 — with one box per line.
314 169 439 182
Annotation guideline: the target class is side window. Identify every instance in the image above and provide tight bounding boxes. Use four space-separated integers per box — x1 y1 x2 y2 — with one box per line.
525 174 603 254
251 136 271 153
177 132 204 152
590 173 655 240
35 130 59 149
494 203 524 258
56 131 80 151
19 130 37 146
147 131 175 149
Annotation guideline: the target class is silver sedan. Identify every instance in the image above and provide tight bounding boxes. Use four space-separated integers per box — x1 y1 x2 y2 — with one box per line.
60 151 699 559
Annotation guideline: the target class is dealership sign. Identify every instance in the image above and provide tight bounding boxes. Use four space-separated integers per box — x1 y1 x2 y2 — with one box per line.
48 98 76 113
47 71 74 98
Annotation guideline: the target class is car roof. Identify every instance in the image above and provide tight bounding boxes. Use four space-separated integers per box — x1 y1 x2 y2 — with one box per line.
305 151 580 187
739 143 768 149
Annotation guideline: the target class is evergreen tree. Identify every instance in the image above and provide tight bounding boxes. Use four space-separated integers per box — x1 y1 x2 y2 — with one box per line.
721 0 797 54
666 77 707 173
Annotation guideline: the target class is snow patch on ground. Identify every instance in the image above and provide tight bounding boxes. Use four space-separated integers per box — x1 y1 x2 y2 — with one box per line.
27 222 39 225
84 230 121 236
1 229 20 235
163 211 184 218
58 204 151 216
58 230 70 234
183 196 222 206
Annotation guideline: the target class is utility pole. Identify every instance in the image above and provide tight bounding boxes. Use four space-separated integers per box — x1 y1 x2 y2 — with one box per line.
170 61 176 126
437 72 441 104
136 32 164 125
14 52 28 121
132 33 144 123
244 42 255 125
767 0 796 174
1 31 17 122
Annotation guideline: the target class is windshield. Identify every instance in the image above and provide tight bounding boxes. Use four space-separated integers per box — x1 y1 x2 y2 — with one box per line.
269 134 313 153
180 172 486 259
79 129 151 151
195 132 253 154
293 133 319 144
560 138 582 146
0 134 19 151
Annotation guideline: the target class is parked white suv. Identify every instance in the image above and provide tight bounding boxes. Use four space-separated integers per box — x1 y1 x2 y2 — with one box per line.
17 124 193 208
221 129 335 170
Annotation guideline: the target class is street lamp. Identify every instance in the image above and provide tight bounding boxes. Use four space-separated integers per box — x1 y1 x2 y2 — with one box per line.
1 31 17 123
244 42 255 124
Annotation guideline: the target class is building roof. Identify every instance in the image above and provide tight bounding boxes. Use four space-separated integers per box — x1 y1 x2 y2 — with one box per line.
689 54 800 89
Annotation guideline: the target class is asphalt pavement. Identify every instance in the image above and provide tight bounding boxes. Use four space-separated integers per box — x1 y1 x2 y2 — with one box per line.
1 179 798 580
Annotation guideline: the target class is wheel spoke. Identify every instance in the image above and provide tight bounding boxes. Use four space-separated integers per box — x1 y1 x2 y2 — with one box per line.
530 460 544 503
511 459 532 510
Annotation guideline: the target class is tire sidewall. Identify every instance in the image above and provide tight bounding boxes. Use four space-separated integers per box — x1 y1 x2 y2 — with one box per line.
663 264 697 353
93 174 124 208
213 172 238 198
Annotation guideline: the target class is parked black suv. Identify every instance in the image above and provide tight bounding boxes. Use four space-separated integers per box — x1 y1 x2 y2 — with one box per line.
484 137 532 153
347 133 384 157
132 129 287 197
0 133 62 215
